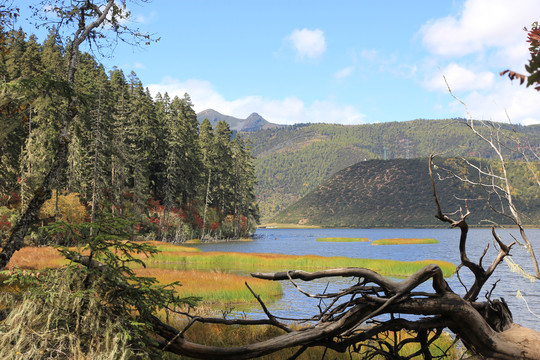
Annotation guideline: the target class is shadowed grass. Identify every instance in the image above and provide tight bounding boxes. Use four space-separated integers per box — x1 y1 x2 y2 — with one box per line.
0 268 143 359
134 268 281 304
372 238 439 245
166 317 463 360
316 237 369 242
146 251 456 278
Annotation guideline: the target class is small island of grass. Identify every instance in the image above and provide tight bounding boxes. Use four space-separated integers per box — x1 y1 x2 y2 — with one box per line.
316 237 369 242
372 238 439 245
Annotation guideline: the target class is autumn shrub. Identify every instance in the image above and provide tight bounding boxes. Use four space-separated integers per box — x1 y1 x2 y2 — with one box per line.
143 198 256 242
39 190 89 224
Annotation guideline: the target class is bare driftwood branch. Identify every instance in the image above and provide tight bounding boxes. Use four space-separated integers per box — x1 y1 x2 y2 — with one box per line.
442 76 540 279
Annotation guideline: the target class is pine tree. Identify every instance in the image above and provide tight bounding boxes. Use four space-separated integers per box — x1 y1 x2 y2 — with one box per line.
231 135 259 235
127 71 153 220
176 93 202 206
109 68 131 215
213 120 234 216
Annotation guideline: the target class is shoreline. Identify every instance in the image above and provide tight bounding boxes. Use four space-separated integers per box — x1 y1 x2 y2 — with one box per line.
258 223 534 230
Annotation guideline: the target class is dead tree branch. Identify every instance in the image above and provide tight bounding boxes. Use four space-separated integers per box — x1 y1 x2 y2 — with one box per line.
442 76 540 279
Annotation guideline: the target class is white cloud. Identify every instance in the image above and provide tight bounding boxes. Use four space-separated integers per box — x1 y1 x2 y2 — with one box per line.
418 0 540 125
334 66 354 79
147 77 366 125
132 11 158 24
424 63 494 92
444 81 540 125
287 28 326 59
420 0 539 67
360 49 378 62
306 100 365 124
356 49 416 79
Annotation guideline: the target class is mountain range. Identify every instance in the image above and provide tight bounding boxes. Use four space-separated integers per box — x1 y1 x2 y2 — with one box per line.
197 109 540 225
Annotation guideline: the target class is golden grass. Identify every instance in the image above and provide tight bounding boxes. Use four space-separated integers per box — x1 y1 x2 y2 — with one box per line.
5 246 66 270
372 238 439 245
134 268 281 304
3 242 455 307
316 237 369 242
3 242 200 271
3 245 281 306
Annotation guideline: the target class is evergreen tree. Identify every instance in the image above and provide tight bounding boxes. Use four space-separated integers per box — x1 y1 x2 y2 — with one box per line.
41 29 65 76
72 52 112 223
127 71 153 218
0 25 260 243
109 68 131 215
151 92 170 203
231 135 259 234
213 120 234 216
176 93 202 206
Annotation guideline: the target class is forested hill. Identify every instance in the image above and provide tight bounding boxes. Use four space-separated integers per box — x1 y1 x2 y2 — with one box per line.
1 30 260 241
243 120 540 221
272 158 540 228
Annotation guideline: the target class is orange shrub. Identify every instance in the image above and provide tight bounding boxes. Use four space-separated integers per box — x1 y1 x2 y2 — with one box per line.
39 191 88 223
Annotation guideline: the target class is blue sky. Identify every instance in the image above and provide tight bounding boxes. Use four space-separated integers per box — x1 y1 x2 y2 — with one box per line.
18 0 540 125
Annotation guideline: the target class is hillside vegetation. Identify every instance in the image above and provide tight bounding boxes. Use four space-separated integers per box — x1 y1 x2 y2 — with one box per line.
245 120 540 221
272 158 540 228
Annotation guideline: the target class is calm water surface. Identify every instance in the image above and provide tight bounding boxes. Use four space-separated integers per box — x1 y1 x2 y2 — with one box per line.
187 228 540 331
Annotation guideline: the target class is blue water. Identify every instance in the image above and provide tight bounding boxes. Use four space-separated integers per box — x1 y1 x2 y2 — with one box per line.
186 228 540 331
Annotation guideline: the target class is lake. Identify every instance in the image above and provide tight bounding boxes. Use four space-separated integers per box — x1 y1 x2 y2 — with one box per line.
187 228 540 331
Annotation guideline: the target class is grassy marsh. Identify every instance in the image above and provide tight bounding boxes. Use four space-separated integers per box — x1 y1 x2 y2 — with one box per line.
372 238 439 245
3 241 455 307
134 268 281 304
146 250 455 278
2 245 281 305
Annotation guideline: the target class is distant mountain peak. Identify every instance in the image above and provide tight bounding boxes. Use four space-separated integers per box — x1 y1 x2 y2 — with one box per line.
196 109 280 132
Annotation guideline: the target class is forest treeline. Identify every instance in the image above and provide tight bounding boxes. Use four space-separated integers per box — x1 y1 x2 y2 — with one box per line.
245 121 540 220
0 29 259 243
